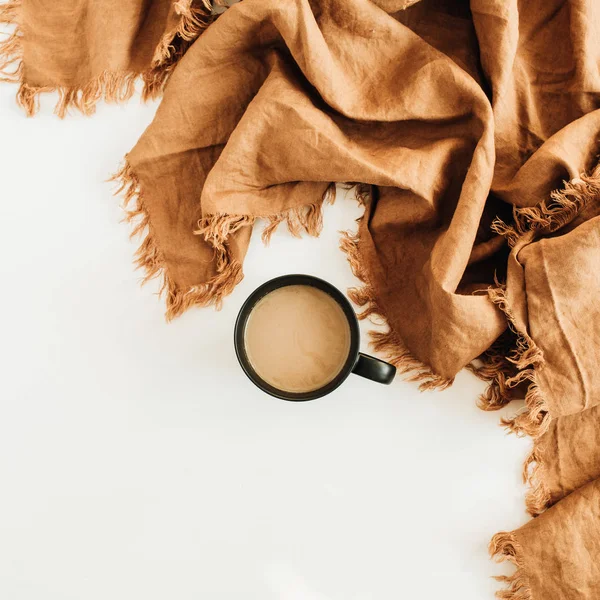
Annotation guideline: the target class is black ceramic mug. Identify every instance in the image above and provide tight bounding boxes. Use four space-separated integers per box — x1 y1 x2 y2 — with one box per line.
234 275 396 401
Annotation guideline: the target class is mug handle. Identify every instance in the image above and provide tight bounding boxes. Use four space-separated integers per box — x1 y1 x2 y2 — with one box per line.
352 353 396 385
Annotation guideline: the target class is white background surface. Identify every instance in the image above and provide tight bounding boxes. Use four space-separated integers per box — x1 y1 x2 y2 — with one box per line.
0 81 531 599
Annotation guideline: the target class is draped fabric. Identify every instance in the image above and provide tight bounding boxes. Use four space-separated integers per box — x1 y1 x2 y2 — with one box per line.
2 1 600 597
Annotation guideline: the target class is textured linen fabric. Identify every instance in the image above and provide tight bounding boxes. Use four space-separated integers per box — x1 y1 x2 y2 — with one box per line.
0 0 218 116
2 1 600 598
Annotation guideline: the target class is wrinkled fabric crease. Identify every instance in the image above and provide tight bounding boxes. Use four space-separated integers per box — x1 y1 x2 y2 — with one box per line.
2 1 600 598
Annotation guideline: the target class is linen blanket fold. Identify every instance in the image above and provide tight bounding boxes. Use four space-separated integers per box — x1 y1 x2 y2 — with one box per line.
2 1 600 598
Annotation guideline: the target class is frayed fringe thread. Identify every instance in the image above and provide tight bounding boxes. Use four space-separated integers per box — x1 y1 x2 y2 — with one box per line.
487 284 544 372
479 167 600 515
522 444 552 517
152 0 215 66
144 0 218 98
481 164 600 431
468 332 520 411
0 0 19 23
500 376 550 438
261 184 336 244
113 177 336 320
0 0 22 84
195 183 337 252
486 283 550 439
0 0 217 117
187 185 335 311
492 162 600 247
370 328 454 391
1 0 148 118
17 72 143 118
111 160 242 321
339 188 454 391
489 532 533 600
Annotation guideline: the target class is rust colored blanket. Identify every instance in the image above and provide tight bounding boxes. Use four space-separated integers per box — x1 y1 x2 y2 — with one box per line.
2 0 600 597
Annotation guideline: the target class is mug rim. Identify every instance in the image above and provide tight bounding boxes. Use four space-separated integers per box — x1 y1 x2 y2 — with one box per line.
234 274 361 401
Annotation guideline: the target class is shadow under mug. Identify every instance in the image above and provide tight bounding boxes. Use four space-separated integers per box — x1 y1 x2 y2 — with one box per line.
234 275 397 401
